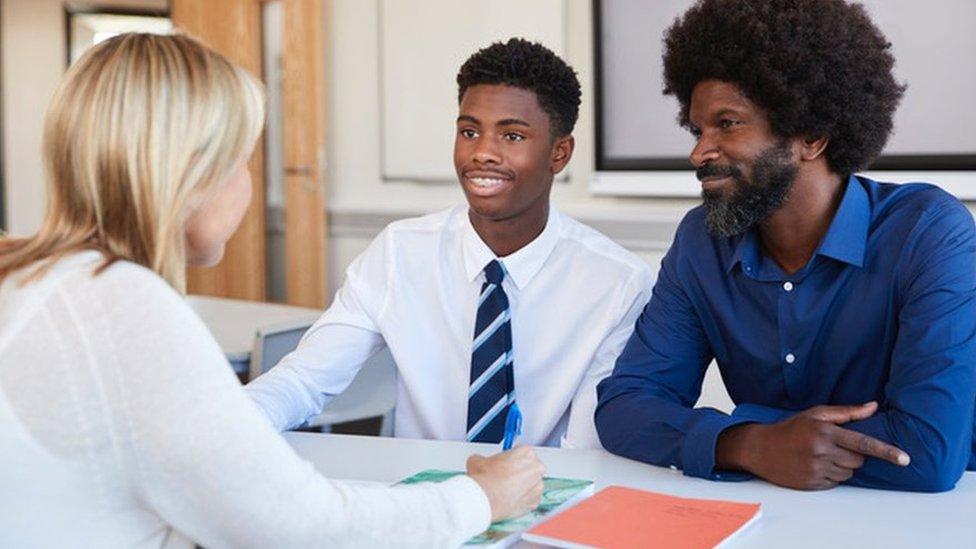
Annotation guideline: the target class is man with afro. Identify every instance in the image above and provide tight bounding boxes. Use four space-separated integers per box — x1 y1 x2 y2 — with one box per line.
596 0 975 492
247 38 652 450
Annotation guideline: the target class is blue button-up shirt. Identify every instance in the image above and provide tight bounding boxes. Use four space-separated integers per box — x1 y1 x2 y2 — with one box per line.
596 176 976 492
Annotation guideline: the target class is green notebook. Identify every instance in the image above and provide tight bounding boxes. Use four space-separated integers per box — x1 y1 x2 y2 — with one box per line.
399 470 595 548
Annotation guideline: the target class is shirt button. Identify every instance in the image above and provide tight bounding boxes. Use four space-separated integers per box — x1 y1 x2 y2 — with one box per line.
783 281 794 292
785 353 796 364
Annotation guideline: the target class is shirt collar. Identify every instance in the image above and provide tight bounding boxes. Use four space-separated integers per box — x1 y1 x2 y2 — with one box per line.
725 175 869 273
726 231 759 274
462 206 562 290
814 175 869 268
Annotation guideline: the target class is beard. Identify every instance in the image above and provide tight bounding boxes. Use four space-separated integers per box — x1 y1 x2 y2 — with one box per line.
699 141 798 237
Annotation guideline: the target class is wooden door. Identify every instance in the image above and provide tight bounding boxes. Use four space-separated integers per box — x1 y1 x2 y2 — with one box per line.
173 0 267 301
280 0 328 307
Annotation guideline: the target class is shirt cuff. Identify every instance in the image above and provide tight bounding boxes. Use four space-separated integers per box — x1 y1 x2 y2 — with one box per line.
731 403 795 424
681 413 755 481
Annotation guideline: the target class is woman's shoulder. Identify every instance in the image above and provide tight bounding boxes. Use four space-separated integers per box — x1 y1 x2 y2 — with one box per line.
84 253 180 299
5 251 199 336
0 251 132 334
3 250 169 296
84 256 211 338
56 253 231 388
48 252 184 315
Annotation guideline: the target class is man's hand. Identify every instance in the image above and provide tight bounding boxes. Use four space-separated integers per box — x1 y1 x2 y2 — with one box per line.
716 401 910 490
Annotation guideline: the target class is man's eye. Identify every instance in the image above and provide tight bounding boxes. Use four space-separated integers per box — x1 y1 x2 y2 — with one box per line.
719 119 741 129
689 127 702 139
460 128 478 139
503 133 525 142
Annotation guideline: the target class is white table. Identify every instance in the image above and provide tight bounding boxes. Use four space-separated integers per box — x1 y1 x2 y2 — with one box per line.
284 432 976 548
188 295 323 364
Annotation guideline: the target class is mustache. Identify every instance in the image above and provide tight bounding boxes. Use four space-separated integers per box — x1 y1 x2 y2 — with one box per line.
696 163 742 182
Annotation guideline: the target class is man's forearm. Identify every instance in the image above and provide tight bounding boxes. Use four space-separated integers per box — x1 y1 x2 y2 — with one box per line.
595 384 753 479
842 410 970 492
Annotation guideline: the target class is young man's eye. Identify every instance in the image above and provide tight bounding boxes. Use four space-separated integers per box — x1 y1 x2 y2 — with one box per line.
460 128 478 139
688 127 702 139
719 119 741 129
503 132 525 142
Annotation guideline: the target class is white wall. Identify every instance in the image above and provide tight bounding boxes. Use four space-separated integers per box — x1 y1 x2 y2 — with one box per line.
0 0 167 236
317 0 976 293
324 1 699 219
1 0 64 236
318 0 699 291
319 0 976 278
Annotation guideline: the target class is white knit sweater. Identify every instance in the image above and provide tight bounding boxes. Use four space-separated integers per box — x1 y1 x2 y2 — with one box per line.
0 251 490 548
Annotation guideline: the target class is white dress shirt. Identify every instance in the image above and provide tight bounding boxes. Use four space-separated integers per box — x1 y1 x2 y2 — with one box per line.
246 205 652 448
0 252 489 548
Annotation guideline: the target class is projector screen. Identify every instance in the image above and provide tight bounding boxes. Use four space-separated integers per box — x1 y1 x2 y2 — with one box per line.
595 0 976 171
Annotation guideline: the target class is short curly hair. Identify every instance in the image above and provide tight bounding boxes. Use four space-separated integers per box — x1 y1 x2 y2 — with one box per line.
457 38 581 138
663 0 906 175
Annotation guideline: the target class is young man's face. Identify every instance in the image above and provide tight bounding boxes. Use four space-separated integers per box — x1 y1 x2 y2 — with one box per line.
454 84 572 224
687 79 799 236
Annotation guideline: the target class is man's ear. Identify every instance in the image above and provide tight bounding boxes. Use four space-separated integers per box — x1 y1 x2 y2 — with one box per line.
551 135 575 174
799 135 829 162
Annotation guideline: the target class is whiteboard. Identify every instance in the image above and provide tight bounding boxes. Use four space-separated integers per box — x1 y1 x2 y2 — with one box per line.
380 0 566 181
596 0 976 170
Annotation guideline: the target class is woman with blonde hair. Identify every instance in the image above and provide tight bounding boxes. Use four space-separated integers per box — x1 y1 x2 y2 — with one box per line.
0 33 543 548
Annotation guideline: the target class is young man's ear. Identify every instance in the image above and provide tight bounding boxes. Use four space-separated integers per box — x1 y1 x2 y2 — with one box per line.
799 135 829 162
551 135 575 174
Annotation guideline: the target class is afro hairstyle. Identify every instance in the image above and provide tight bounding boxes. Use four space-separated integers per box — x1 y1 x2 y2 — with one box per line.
457 37 581 138
662 0 906 175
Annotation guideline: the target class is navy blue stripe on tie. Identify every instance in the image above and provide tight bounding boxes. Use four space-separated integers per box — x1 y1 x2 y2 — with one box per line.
468 397 512 442
467 259 516 443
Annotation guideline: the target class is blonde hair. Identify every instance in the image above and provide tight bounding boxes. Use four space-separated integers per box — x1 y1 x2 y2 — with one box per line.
0 33 264 292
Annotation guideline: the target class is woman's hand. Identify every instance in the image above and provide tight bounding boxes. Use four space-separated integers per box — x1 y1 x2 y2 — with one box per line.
466 446 545 521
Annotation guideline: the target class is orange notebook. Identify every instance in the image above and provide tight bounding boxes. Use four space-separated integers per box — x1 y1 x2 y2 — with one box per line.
522 485 761 549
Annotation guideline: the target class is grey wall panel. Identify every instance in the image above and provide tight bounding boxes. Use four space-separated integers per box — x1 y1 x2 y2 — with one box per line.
597 0 976 170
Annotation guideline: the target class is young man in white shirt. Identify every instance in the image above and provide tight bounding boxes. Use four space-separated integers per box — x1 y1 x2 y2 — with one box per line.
246 38 652 448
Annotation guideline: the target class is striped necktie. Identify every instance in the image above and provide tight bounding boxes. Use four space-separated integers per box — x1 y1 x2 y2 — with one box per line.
466 259 515 443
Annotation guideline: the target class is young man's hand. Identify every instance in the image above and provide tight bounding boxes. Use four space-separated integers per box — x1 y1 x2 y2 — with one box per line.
716 401 910 490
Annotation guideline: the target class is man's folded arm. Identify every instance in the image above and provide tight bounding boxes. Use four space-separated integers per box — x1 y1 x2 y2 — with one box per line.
836 202 976 492
728 403 795 424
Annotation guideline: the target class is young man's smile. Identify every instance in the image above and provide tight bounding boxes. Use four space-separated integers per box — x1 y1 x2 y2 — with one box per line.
460 168 516 198
454 84 571 230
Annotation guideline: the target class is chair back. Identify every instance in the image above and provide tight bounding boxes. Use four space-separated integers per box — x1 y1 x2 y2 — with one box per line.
249 320 313 382
250 321 397 435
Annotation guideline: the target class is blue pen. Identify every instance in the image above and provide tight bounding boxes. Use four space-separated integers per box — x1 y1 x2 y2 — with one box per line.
502 401 522 450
